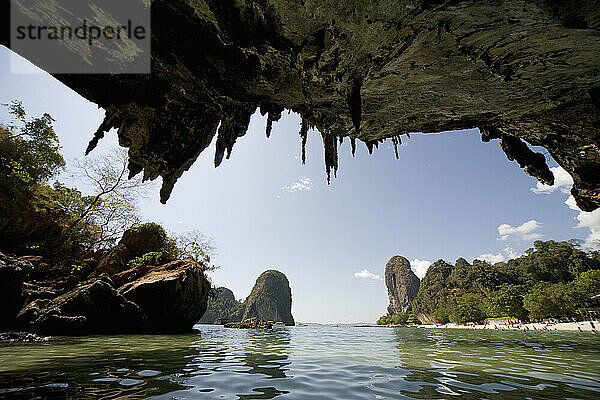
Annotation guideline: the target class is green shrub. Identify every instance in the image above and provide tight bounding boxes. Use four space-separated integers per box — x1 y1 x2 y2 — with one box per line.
376 313 409 325
127 251 167 269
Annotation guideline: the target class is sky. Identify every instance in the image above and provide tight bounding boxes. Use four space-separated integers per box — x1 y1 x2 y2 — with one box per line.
2 46 599 323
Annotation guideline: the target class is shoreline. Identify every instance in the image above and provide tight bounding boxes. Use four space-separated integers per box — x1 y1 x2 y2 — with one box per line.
418 320 599 332
357 320 600 332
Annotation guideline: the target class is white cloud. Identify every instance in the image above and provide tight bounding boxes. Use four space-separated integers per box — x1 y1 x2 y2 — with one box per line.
532 169 600 249
282 177 312 192
565 195 600 249
354 269 382 280
497 220 542 241
531 166 573 194
503 245 518 259
410 259 431 279
565 194 579 211
476 245 520 264
478 253 505 264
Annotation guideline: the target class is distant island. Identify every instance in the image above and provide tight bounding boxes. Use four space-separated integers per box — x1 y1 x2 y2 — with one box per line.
199 270 295 326
379 240 600 327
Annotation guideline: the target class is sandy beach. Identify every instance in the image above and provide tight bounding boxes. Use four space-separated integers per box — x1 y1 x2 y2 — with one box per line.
417 320 600 332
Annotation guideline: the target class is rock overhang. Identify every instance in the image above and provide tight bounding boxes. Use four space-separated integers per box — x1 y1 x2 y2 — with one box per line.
5 0 600 210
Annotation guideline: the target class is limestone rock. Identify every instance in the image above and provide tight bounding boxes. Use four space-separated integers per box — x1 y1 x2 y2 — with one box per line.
118 259 211 332
94 223 168 277
242 270 294 326
7 1 600 210
224 317 272 329
198 287 244 324
16 275 148 335
0 253 32 331
385 256 420 314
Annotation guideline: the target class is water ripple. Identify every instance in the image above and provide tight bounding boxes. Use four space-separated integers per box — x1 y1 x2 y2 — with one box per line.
0 325 598 399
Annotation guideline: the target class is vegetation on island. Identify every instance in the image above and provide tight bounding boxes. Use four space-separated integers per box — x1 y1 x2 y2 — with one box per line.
378 240 600 325
0 101 216 273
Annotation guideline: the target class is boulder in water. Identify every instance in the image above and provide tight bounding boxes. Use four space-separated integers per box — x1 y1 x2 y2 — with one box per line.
242 270 294 326
0 253 32 331
224 317 272 329
16 275 148 335
118 259 210 332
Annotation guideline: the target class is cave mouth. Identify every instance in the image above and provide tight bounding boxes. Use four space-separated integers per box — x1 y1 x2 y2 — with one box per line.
5 0 599 211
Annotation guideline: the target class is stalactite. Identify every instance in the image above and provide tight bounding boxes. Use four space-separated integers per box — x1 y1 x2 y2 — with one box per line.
322 132 339 184
299 118 309 164
351 137 356 156
366 140 374 154
346 76 362 136
264 108 283 138
214 105 254 167
391 136 399 159
266 118 273 138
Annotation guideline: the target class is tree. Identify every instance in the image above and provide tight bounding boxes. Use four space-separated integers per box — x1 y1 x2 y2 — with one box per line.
573 270 600 299
487 284 528 320
377 313 409 325
61 148 150 251
433 295 456 324
172 230 218 269
451 292 487 323
523 282 579 319
0 101 65 192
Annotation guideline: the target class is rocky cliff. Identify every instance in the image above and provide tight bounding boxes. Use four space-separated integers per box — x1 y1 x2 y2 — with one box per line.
3 251 211 335
198 287 244 324
242 270 294 326
385 256 420 314
5 1 600 210
412 259 454 323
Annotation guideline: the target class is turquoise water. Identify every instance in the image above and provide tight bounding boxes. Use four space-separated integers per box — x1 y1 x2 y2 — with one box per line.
0 324 599 399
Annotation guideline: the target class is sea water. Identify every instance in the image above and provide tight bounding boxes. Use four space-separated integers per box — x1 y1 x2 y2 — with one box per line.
0 324 599 399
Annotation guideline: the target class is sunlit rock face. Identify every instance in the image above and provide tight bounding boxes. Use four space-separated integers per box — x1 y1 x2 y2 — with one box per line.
242 270 294 326
385 256 420 314
7 1 600 209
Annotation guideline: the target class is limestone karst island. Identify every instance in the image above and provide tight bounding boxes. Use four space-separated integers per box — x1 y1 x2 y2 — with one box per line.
1 1 600 398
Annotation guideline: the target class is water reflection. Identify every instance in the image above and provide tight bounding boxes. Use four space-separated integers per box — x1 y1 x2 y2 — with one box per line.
392 327 600 399
0 334 201 398
0 325 598 399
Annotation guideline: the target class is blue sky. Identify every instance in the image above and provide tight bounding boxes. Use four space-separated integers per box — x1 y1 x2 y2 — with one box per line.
2 46 599 323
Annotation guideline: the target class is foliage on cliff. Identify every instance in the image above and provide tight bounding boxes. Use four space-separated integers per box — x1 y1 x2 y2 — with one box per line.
411 241 600 324
1 103 216 278
198 287 244 324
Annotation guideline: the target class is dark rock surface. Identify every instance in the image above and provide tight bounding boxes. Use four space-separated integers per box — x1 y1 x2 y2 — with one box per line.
224 317 273 329
242 270 294 326
6 1 600 210
16 275 149 335
385 256 420 314
94 224 168 277
198 287 244 324
0 253 32 331
7 251 210 335
118 259 211 332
